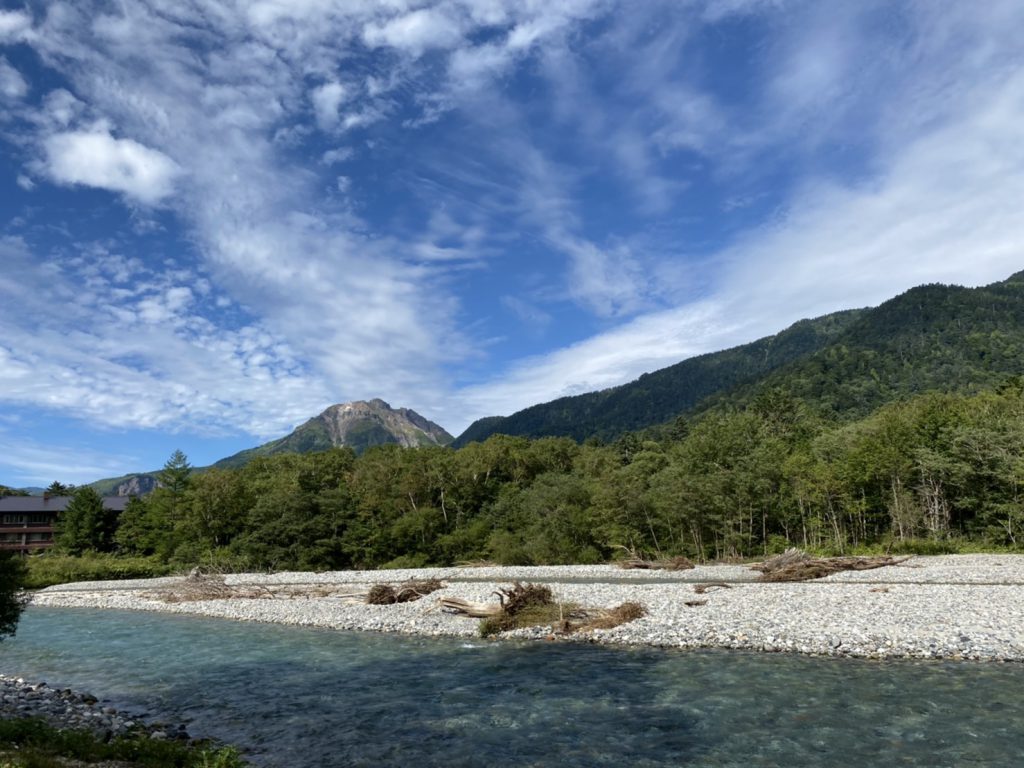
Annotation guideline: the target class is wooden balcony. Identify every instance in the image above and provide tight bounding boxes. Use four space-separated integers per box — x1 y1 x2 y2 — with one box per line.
0 541 53 551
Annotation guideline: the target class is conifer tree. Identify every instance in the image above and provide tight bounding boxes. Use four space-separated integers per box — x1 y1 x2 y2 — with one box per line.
0 553 26 640
55 487 116 554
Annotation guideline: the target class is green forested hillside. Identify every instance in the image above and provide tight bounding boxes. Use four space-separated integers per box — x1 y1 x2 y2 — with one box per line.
455 309 864 446
708 272 1024 417
456 272 1024 445
41 272 1024 575
213 418 335 470
52 383 1024 573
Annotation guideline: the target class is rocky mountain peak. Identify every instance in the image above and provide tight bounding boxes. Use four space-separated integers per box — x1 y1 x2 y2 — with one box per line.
315 400 452 449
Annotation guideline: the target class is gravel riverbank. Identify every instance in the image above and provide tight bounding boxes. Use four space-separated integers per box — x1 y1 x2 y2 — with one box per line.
29 554 1024 662
0 674 193 742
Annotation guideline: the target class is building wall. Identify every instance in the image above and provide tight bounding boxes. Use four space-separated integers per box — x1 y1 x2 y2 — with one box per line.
0 496 130 555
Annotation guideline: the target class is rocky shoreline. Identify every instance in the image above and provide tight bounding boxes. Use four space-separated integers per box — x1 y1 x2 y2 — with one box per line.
0 674 192 743
26 554 1024 662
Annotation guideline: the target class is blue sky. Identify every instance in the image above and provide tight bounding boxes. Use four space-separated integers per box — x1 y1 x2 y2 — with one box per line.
1 0 1023 486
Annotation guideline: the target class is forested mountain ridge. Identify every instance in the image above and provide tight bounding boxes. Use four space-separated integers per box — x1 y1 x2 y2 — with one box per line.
705 271 1024 418
456 272 1024 445
91 383 1024 570
213 399 453 470
454 309 866 446
53 272 1024 568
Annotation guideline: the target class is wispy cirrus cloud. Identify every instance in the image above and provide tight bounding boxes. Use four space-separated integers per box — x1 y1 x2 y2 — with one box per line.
454 1 1024 425
0 0 1021 480
0 430 142 486
0 55 27 99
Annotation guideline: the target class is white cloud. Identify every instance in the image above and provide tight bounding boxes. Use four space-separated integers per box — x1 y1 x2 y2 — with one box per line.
311 81 349 131
449 42 515 91
321 147 353 165
137 286 194 324
457 299 736 423
0 10 32 43
501 295 552 330
39 89 84 128
44 129 181 205
0 434 141 486
701 0 784 23
0 57 27 99
447 35 1024 429
363 8 465 56
3 0 1023 447
0 237 331 440
561 236 648 318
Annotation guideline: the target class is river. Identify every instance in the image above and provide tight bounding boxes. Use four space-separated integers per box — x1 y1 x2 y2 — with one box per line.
2 606 1022 766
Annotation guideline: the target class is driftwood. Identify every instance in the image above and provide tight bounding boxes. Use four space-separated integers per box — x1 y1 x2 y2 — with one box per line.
693 582 732 594
750 548 810 571
750 548 909 582
617 547 695 571
146 574 275 603
438 596 502 618
438 582 552 618
151 572 371 603
366 579 445 605
684 599 708 607
440 582 647 636
496 582 552 612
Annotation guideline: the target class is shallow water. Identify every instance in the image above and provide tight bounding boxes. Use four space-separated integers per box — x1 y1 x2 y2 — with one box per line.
2 607 1023 767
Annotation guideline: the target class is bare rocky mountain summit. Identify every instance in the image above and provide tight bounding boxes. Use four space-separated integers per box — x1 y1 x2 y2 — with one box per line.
318 399 452 449
114 475 158 496
211 399 453 469
87 399 454 491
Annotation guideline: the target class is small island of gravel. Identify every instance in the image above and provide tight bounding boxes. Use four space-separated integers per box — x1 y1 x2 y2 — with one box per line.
29 554 1024 662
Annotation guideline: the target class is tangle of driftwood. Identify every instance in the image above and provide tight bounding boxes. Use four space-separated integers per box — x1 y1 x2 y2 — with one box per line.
750 548 909 582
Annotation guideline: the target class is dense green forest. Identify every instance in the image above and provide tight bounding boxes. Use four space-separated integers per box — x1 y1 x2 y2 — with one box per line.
457 272 1024 445
454 309 863 445
47 382 1024 571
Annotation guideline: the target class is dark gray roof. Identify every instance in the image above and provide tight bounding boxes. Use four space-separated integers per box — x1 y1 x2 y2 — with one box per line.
0 496 132 512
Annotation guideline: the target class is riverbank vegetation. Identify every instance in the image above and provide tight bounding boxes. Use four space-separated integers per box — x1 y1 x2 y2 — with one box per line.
30 383 1024 579
0 555 26 639
22 553 173 590
0 718 244 768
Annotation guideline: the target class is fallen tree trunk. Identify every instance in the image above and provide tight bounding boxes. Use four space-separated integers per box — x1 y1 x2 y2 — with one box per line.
438 596 501 618
751 548 910 582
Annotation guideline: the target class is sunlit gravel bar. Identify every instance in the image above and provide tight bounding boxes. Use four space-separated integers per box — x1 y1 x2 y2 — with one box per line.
30 554 1024 661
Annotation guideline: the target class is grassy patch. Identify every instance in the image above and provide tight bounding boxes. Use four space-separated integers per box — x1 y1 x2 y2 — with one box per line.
0 718 245 767
578 602 647 631
479 602 571 637
24 554 174 589
809 537 1024 558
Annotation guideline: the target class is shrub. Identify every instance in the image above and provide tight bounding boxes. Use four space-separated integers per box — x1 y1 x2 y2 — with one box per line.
0 552 26 640
24 553 174 589
0 718 246 767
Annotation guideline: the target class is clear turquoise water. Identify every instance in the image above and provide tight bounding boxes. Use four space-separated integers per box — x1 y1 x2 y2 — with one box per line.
2 607 1023 767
